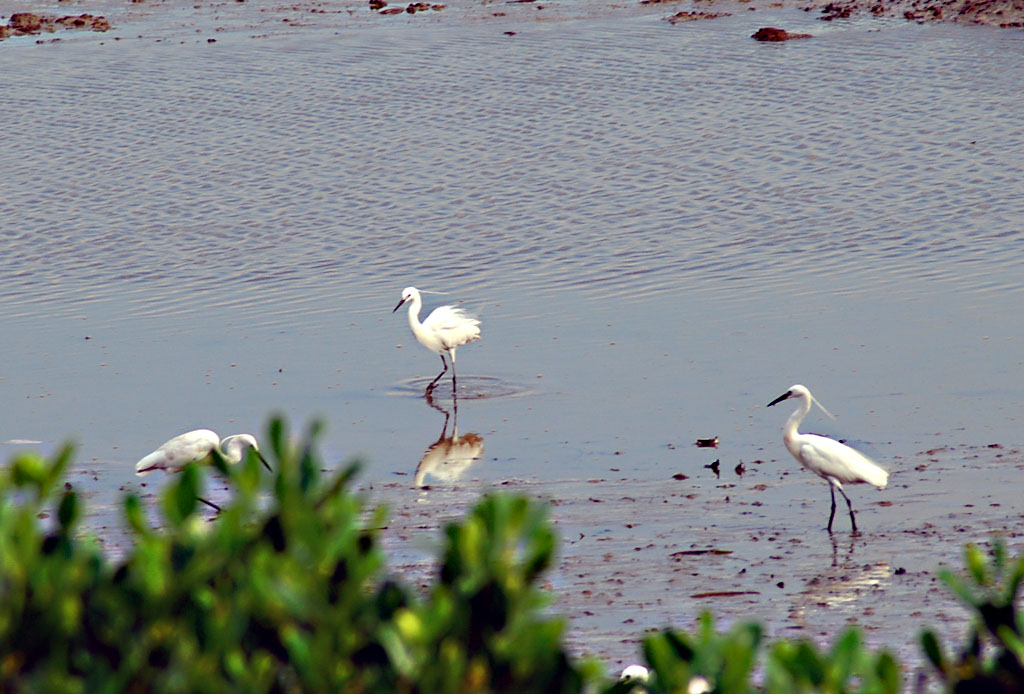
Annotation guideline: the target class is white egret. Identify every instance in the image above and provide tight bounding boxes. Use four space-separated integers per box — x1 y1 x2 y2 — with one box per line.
619 665 649 690
136 429 272 511
617 666 708 694
766 385 888 533
393 286 481 394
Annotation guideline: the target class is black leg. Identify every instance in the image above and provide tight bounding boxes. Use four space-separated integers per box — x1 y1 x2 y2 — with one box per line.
426 354 448 393
837 486 858 532
827 486 837 533
197 496 222 513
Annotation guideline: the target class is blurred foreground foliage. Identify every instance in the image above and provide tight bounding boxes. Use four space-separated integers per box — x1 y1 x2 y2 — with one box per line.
921 541 1024 693
0 417 1020 693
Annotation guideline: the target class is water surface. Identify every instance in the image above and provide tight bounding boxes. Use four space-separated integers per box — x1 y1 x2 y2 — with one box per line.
2 8 1023 679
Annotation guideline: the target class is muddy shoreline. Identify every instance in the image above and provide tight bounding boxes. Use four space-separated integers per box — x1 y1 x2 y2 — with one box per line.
68 440 1024 684
1 0 1021 44
375 441 1024 681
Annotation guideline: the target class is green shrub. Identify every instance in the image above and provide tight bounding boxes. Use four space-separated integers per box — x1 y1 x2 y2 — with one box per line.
635 612 899 694
921 540 1024 693
642 612 761 693
0 418 592 693
0 417 1017 694
764 628 900 694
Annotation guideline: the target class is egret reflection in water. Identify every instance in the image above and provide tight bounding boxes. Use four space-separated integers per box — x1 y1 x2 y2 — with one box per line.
414 391 485 488
789 535 892 625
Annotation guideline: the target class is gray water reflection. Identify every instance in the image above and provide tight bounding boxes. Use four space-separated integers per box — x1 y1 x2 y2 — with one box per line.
413 392 486 487
2 8 1024 677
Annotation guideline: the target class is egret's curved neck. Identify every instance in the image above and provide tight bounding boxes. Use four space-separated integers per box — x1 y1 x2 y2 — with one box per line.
783 396 812 442
216 439 233 464
405 292 423 331
218 437 248 464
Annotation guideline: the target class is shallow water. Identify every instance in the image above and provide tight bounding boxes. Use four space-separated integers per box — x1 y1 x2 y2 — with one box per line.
2 6 1024 682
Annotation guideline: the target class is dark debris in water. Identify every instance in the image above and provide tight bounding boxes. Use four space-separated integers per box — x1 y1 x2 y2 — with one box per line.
690 590 760 598
751 26 813 40
372 2 446 14
664 9 733 23
0 12 110 40
670 549 734 558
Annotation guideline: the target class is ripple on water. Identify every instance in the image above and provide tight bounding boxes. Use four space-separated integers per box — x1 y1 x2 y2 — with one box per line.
0 16 1022 332
389 377 534 401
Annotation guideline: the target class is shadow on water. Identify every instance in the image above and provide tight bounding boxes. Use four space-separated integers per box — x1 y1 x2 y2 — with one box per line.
413 391 486 488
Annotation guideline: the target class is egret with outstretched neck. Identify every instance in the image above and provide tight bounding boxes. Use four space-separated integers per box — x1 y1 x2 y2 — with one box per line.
393 286 481 394
766 385 888 533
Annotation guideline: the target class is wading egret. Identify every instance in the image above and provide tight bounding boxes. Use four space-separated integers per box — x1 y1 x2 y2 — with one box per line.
766 385 888 533
135 429 272 511
393 286 481 394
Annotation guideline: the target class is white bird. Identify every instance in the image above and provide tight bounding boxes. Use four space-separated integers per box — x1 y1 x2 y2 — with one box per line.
136 429 272 510
135 429 271 475
618 665 708 694
766 385 888 533
619 665 649 689
393 286 481 394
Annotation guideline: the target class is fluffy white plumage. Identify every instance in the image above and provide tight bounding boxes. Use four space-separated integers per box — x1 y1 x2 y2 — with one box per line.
135 429 269 476
393 286 481 393
767 384 888 532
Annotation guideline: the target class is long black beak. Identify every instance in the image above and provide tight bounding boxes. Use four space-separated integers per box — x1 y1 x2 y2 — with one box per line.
392 297 407 313
256 450 273 472
766 390 792 408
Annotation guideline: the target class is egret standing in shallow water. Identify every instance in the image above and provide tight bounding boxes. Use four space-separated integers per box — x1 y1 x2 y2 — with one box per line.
136 429 272 511
766 385 888 533
393 286 481 394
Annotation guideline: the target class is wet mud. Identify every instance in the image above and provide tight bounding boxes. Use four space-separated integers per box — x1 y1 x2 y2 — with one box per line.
372 441 1024 682
0 11 110 40
64 437 1024 684
66 443 1020 689
751 25 814 38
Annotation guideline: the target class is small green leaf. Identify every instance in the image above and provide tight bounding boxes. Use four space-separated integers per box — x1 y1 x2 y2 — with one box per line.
11 453 47 489
920 630 946 673
57 490 79 530
122 493 149 535
965 544 988 586
163 463 200 524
